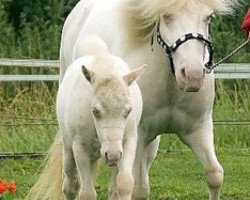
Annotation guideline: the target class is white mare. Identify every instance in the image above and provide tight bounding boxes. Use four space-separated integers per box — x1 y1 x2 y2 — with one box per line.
26 0 237 200
58 36 144 200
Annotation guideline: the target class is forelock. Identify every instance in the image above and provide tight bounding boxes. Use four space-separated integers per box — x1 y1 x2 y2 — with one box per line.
92 77 130 108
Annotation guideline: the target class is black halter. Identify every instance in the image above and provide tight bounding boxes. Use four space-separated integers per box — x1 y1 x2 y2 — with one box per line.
151 23 214 74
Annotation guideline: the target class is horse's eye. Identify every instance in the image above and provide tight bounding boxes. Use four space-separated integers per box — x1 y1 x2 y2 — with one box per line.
124 108 132 118
163 14 173 24
204 14 213 23
92 107 101 118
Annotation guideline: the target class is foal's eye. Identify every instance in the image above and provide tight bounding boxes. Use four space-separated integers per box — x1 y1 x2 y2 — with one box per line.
124 108 132 118
163 14 173 24
92 107 101 118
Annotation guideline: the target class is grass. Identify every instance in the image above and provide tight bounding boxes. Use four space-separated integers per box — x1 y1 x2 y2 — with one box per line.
0 79 249 199
1 148 250 200
149 149 250 200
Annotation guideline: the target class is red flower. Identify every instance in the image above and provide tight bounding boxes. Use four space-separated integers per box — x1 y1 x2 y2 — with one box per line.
0 179 16 195
0 179 7 194
7 181 16 194
241 8 250 37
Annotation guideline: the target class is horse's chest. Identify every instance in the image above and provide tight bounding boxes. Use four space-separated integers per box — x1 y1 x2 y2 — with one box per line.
141 95 206 142
79 135 101 161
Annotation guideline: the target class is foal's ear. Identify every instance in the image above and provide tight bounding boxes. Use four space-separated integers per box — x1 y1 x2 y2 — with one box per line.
123 64 146 86
82 65 95 83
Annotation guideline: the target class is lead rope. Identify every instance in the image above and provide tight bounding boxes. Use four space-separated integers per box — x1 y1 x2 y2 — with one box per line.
206 36 250 73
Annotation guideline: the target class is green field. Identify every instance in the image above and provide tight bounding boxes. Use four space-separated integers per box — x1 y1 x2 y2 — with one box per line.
1 143 250 200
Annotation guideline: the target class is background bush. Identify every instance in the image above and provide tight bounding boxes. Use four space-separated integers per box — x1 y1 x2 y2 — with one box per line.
0 0 249 60
0 0 79 59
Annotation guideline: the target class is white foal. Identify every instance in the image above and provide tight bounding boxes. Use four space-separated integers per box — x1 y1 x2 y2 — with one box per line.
57 36 144 200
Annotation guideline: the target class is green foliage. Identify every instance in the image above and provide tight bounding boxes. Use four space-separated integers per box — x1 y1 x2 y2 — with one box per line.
0 2 16 57
1 150 250 199
0 0 249 59
211 1 250 62
0 0 79 58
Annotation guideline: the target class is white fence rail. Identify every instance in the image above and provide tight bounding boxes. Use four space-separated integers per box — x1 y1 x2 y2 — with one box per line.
0 59 250 81
0 58 59 68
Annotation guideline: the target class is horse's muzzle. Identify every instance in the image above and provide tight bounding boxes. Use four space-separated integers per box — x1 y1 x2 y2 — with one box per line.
177 67 205 92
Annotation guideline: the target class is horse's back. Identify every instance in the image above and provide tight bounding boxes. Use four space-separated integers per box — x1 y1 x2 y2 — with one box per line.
59 0 97 81
60 0 123 81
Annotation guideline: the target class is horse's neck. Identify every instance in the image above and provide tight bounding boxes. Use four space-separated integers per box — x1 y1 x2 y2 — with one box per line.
122 0 157 47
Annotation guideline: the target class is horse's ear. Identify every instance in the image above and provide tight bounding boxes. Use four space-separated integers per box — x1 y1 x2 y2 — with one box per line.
82 65 95 83
123 64 146 86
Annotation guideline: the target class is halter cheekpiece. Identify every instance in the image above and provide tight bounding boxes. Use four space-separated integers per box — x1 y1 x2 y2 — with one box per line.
151 23 214 75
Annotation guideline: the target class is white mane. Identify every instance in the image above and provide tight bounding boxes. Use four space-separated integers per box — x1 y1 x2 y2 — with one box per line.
123 0 238 44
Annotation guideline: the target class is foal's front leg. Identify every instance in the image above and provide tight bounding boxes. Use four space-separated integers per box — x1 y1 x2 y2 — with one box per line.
180 119 223 200
108 167 118 200
116 129 138 200
72 142 97 200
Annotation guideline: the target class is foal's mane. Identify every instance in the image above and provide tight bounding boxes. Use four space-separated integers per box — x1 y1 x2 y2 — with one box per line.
123 0 238 45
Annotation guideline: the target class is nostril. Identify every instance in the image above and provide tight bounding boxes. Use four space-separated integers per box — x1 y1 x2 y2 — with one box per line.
181 68 186 80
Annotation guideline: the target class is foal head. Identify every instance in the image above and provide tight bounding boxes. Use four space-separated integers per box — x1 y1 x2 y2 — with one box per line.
82 65 144 166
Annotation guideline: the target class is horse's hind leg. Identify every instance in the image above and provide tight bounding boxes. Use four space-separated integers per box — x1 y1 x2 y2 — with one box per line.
62 146 79 200
180 120 223 200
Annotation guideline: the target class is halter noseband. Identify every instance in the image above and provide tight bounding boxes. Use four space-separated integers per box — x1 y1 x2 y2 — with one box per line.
151 23 214 74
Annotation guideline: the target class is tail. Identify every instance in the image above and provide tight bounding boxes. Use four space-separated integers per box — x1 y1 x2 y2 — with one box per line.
25 132 101 200
25 133 63 200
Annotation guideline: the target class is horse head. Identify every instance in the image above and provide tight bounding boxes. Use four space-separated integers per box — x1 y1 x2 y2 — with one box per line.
125 0 235 92
157 1 215 92
82 65 144 166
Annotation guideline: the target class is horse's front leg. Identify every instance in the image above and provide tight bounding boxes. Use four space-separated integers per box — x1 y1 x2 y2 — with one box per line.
132 129 160 200
72 142 97 200
180 118 223 200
